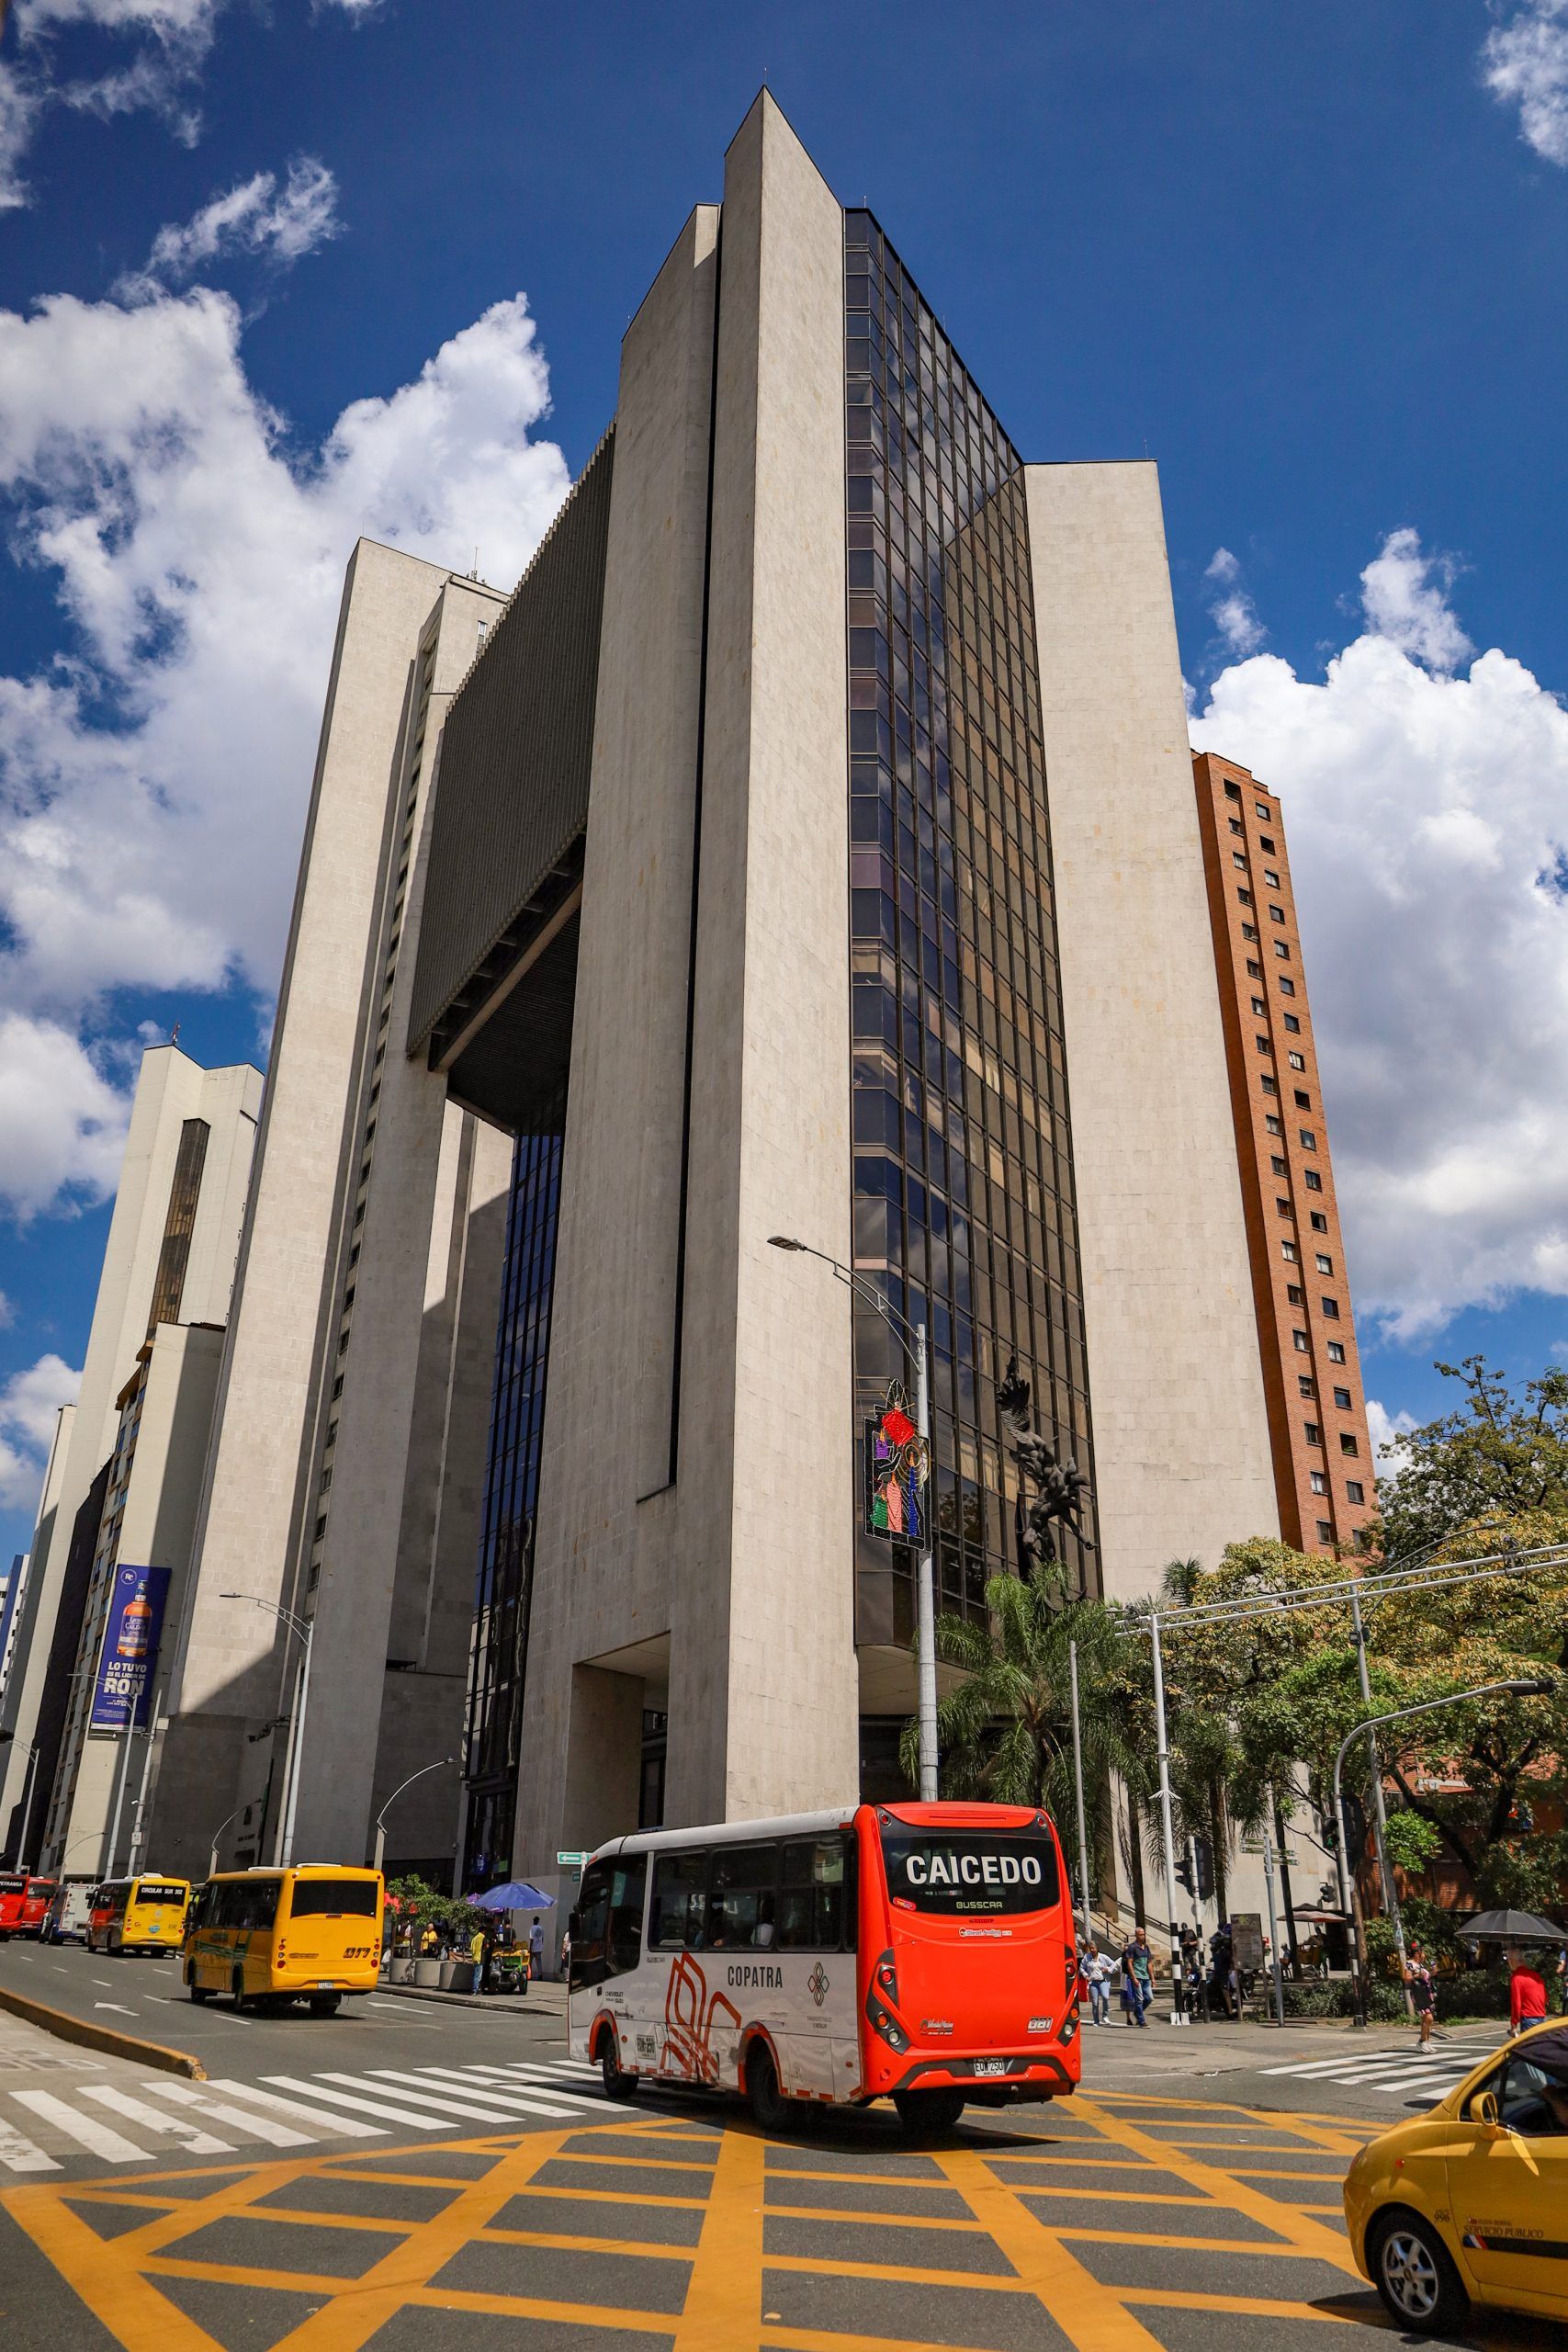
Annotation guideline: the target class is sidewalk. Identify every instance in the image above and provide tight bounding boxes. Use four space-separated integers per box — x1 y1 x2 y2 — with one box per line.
376 1973 570 2018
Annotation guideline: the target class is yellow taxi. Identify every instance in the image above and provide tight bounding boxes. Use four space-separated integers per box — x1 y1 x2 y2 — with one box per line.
1344 2018 1568 2334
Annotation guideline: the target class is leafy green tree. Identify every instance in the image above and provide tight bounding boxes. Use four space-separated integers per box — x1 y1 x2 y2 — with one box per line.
1376 1355 1568 1560
899 1569 1148 1890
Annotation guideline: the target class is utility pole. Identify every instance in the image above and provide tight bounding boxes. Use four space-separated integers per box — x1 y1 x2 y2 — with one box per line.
1068 1640 1092 1939
125 1680 164 1877
1148 1611 1186 2024
913 1317 937 1803
1348 1586 1409 1989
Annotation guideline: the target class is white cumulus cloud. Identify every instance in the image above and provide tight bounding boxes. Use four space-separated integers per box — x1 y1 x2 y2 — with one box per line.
0 0 378 209
1366 1398 1418 1475
0 276 570 1219
1483 0 1568 165
0 1351 82 1510
1192 529 1568 1343
129 156 342 290
1205 547 1267 658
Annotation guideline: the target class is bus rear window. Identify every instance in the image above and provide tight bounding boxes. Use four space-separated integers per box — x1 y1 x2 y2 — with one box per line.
880 1827 1059 1917
136 1883 187 1907
288 1879 379 1919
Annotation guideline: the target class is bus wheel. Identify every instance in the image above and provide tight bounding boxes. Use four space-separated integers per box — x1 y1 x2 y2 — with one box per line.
744 2042 795 2135
108 1928 122 1956
598 2027 639 2102
309 1993 342 2018
894 2088 966 2135
187 1970 210 2005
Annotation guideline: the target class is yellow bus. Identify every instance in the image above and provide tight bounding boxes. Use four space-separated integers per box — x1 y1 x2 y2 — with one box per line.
86 1876 190 1956
182 1866 384 2015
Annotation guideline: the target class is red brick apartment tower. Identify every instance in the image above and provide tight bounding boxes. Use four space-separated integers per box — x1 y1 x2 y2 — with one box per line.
1193 753 1377 1553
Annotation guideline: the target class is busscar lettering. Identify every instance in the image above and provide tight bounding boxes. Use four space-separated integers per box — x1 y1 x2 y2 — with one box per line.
727 1963 783 1990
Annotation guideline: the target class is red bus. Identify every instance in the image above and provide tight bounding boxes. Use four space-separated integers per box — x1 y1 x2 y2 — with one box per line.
0 1872 58 1941
568 1801 1079 2131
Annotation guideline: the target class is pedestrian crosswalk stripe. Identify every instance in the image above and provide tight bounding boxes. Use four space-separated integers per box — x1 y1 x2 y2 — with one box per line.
11 2088 149 2165
253 2075 427 2132
0 2119 59 2174
392 2065 592 2118
140 2078 316 2147
462 2064 627 2113
347 2069 581 2123
79 2085 231 2155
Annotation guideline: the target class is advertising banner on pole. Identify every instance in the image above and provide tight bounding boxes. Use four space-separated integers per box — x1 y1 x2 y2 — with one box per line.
90 1565 171 1733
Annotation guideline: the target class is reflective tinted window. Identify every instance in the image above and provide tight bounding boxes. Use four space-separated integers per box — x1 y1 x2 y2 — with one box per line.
571 1856 647 1989
778 1838 853 1951
649 1850 707 1950
706 1844 779 1951
881 1826 1059 1916
287 1877 378 1919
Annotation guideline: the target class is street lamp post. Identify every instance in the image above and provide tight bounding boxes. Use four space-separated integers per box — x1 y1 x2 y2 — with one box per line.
1067 1638 1092 1942
221 1594 314 1868
769 1235 937 1800
374 1758 456 1876
209 1809 239 1880
1332 1676 1554 2025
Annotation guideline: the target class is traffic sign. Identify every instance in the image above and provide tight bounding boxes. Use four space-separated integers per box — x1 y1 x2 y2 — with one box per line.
556 1851 588 1866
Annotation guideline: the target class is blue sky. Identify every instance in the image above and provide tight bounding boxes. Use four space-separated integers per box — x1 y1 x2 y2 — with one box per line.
2 0 1566 1566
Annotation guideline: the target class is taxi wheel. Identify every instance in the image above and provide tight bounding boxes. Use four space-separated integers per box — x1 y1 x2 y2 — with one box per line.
744 2042 795 2135
1369 2209 1469 2335
894 2088 967 2134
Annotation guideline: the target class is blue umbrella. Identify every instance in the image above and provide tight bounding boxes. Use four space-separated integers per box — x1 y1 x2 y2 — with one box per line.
471 1880 556 1911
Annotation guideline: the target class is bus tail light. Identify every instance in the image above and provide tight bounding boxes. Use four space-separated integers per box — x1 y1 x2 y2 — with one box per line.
865 1954 909 2054
874 1951 900 2007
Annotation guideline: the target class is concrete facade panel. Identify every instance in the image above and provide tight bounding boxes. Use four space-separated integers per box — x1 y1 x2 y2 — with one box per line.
1023 462 1279 1596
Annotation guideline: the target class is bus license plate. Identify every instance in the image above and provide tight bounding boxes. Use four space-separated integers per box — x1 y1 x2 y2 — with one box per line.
974 2058 1009 2076
318 1982 338 1991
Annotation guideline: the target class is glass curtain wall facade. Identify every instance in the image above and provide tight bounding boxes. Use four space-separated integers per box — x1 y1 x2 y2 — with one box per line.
844 209 1098 1659
462 1110 564 1885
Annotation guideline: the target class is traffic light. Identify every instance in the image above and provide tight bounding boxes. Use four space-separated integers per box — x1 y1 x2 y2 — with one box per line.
1175 1853 1195 1898
1194 1837 1214 1902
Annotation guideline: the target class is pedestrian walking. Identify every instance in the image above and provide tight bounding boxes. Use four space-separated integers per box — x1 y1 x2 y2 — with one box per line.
1083 1941 1111 2026
560 1924 572 1981
529 1917 546 1982
1404 1942 1438 2050
1508 1947 1549 2036
1122 1928 1154 2027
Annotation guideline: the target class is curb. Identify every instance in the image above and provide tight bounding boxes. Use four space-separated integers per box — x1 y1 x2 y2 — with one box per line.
0 1982 206 2079
376 1980 568 2016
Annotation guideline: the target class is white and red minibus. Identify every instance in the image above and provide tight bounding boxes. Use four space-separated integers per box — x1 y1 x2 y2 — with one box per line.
0 1871 57 1941
567 1800 1080 2132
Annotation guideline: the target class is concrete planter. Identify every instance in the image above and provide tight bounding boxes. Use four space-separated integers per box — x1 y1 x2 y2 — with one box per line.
440 1959 479 1995
412 1958 445 1988
388 1955 416 1985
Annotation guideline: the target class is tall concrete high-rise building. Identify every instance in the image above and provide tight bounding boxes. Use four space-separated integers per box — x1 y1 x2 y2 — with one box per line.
147 549 513 1884
0 1046 261 1867
1193 752 1377 1552
148 96 1284 1909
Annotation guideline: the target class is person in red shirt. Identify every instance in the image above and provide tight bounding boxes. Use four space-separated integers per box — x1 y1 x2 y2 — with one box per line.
1509 1949 1548 2034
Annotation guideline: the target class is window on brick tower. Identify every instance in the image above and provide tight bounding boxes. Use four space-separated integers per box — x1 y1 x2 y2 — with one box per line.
1262 1075 1279 1096
1281 1240 1299 1261
1326 1340 1346 1363
1271 1154 1288 1175
1322 1295 1339 1317
1317 1254 1333 1274
1340 1433 1359 1456
1299 1375 1314 1397
1233 851 1247 870
1225 782 1241 799
1275 942 1290 959
1305 1420 1322 1444
1310 1211 1328 1233
1251 996 1267 1015
1346 1480 1365 1505
1229 817 1243 835
1283 1013 1302 1034
1333 1385 1351 1408
1243 922 1258 942
1256 1035 1271 1054
1295 1089 1311 1108
1259 835 1276 853
1279 975 1296 995
1290 1051 1306 1071
1264 869 1280 888
1310 1471 1326 1495
1247 959 1262 978
1278 1197 1292 1216
1300 1126 1317 1148
1287 1283 1304 1306
1316 1520 1334 1544
1269 905 1285 923
1266 1114 1282 1135
1292 1329 1309 1351
1237 888 1253 906
1256 802 1269 818
1303 1169 1323 1191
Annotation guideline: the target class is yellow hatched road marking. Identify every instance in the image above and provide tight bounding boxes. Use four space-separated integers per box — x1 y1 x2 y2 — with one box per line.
936 2144 1167 2350
1071 2095 1360 2276
672 2123 765 2351
1121 2286 1356 2323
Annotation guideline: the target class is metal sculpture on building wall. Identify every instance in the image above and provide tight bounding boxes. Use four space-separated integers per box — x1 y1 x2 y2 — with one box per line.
997 1357 1093 1598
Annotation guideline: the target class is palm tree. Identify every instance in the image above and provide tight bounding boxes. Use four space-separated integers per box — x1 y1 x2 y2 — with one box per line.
899 1569 1149 1894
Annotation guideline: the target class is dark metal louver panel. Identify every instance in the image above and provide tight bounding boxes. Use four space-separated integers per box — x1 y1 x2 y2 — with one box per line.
408 426 615 1054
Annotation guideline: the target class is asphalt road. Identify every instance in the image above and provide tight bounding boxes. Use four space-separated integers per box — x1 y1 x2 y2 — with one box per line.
0 1943 1556 2352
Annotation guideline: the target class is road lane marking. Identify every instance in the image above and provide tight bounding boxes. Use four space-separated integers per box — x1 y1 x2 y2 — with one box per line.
81 2086 232 2155
11 2089 149 2165
936 2143 1167 2350
0 2119 60 2173
136 2079 316 2148
346 2069 581 2122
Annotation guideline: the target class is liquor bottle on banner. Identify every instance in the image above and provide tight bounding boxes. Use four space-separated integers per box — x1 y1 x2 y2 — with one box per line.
118 1576 152 1660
